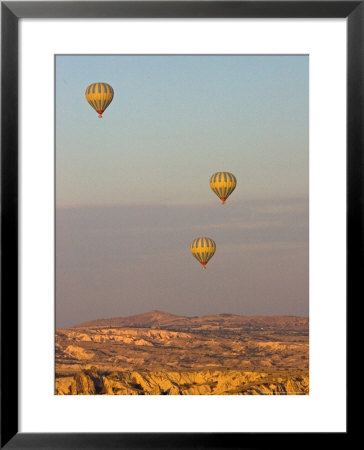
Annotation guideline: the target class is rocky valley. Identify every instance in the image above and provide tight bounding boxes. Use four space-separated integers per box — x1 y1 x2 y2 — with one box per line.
55 311 309 395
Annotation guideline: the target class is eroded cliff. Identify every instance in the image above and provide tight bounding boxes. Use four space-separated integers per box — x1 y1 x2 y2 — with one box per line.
56 368 309 395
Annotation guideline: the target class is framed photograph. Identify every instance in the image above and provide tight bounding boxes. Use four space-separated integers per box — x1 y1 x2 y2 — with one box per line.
1 1 355 447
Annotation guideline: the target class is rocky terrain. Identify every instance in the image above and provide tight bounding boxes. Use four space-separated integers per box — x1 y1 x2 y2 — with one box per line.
56 368 308 395
55 311 309 395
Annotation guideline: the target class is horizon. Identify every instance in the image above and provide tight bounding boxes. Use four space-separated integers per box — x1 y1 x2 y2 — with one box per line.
62 309 309 330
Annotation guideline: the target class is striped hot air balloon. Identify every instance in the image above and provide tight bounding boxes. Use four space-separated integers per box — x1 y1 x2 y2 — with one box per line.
210 172 237 205
85 82 114 118
190 237 216 269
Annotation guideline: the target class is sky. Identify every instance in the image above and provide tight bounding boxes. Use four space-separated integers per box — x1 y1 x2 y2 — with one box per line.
56 55 308 328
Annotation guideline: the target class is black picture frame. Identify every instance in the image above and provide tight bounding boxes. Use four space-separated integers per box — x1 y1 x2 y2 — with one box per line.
1 1 355 448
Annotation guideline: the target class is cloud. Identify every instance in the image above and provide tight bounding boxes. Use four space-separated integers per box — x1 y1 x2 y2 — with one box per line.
57 196 308 232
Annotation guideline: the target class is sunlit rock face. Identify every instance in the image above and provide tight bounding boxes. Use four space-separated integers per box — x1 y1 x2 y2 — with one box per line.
55 369 309 395
55 311 309 395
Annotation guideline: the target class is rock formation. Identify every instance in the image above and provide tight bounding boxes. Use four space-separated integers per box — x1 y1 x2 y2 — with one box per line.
56 311 309 395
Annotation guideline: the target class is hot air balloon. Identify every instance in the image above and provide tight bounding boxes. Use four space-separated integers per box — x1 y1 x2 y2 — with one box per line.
210 172 237 205
85 82 114 118
190 237 216 269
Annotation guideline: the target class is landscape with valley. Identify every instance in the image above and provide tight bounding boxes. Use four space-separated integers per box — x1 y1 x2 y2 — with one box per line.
55 310 309 395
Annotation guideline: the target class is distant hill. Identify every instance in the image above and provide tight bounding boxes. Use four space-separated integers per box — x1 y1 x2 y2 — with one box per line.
72 310 308 331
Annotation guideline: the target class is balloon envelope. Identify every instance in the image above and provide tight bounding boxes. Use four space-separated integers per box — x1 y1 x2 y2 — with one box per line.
85 82 114 118
190 237 216 269
210 172 237 204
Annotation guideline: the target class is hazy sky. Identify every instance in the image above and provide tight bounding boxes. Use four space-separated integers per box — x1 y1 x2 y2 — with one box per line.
56 55 308 328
